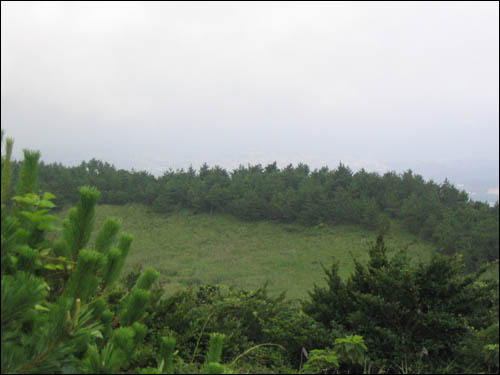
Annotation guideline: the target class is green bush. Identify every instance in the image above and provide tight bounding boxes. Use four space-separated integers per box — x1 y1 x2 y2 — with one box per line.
302 234 499 373
137 283 331 372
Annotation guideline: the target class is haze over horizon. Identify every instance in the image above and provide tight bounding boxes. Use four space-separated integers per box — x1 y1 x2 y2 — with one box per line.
1 2 499 203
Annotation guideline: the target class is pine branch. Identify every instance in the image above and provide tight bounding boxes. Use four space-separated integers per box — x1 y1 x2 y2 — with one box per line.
15 339 57 374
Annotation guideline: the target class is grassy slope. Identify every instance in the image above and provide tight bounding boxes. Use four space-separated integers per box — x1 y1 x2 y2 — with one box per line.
66 203 438 299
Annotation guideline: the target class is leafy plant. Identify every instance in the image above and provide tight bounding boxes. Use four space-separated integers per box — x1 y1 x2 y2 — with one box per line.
334 335 367 367
302 348 339 374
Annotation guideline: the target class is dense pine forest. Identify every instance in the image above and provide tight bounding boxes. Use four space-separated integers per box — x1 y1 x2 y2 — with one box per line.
2 133 499 374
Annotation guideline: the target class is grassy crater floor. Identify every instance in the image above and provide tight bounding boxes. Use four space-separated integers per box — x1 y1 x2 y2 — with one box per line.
60 203 440 299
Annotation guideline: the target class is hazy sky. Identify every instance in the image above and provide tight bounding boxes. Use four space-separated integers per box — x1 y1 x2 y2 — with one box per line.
1 2 499 182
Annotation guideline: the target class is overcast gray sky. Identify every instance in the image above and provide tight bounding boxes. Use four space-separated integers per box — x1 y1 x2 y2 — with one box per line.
1 1 499 198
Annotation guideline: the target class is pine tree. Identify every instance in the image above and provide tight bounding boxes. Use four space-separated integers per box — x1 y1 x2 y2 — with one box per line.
202 334 226 375
1 130 14 206
302 234 498 372
1 134 160 374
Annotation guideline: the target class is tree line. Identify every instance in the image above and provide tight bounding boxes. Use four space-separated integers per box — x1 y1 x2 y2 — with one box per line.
9 157 499 271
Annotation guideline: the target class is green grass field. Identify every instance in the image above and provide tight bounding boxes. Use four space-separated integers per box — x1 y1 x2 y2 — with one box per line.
59 204 439 299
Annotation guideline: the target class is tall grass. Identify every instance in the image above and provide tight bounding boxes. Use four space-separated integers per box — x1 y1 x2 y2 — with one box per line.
60 203 438 299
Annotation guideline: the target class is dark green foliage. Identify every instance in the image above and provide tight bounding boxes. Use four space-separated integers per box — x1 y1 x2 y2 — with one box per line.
303 235 499 372
138 282 331 371
1 272 47 334
3 297 101 374
15 245 42 274
259 300 334 368
368 234 389 269
141 285 268 364
456 322 499 373
134 336 177 374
